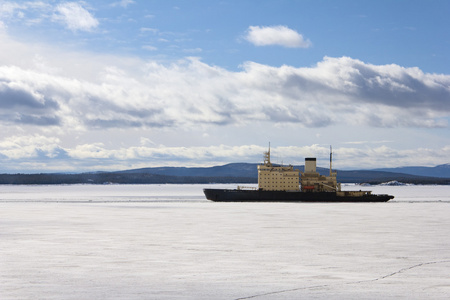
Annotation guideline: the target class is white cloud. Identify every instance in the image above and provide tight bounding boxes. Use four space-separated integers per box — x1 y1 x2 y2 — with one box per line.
111 0 135 8
53 2 99 32
0 138 449 172
0 2 21 17
0 1 97 32
142 45 157 51
0 1 52 21
183 48 202 53
140 27 159 34
0 45 449 132
0 31 449 171
0 134 63 159
244 25 312 48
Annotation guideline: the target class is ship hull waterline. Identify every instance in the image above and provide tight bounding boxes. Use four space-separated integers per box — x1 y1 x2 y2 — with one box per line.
203 188 394 203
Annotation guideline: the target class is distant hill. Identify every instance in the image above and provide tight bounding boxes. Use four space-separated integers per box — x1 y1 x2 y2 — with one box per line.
0 172 255 185
372 164 450 178
119 163 258 178
119 163 450 185
0 163 448 185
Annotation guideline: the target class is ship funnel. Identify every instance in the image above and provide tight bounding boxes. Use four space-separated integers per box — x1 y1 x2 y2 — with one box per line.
305 158 317 173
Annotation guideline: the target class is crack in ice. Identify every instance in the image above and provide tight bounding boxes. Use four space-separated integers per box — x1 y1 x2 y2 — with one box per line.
352 259 450 283
234 260 450 300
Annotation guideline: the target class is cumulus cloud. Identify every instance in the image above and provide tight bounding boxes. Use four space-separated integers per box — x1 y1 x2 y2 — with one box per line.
0 30 449 171
244 25 312 48
53 2 99 32
0 51 449 132
0 71 61 126
0 135 64 159
0 139 449 172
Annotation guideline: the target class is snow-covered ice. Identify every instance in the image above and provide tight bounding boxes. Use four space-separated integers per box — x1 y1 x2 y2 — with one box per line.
1 184 450 299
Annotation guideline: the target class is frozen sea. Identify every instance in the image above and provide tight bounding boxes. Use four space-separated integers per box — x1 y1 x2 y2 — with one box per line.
1 184 450 300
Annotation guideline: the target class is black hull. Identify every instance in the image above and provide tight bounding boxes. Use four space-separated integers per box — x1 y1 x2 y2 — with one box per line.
203 189 394 202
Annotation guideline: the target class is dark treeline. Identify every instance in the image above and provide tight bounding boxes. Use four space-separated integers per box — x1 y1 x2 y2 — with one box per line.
0 171 448 185
0 173 257 185
336 171 450 185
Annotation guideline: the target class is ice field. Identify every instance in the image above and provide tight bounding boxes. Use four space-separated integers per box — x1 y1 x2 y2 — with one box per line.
1 184 450 299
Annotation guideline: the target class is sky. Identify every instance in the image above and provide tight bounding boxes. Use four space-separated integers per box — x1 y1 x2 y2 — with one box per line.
0 0 449 173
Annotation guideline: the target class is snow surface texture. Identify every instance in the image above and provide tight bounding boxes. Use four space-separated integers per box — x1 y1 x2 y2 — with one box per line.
1 184 450 299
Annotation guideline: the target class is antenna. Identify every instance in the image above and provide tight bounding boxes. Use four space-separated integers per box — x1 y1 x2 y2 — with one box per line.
263 142 271 166
329 145 332 176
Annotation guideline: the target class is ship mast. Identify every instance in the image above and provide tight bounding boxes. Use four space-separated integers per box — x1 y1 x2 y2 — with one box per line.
263 142 272 166
329 145 332 176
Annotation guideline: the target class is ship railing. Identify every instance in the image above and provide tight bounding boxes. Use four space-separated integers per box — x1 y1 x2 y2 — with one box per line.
237 186 258 190
320 183 338 191
302 183 338 192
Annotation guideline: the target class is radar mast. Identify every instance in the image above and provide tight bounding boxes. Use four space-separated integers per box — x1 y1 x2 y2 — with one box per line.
329 145 333 176
263 142 272 166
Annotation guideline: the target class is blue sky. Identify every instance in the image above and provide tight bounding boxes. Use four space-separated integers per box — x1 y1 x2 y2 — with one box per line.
0 0 449 172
